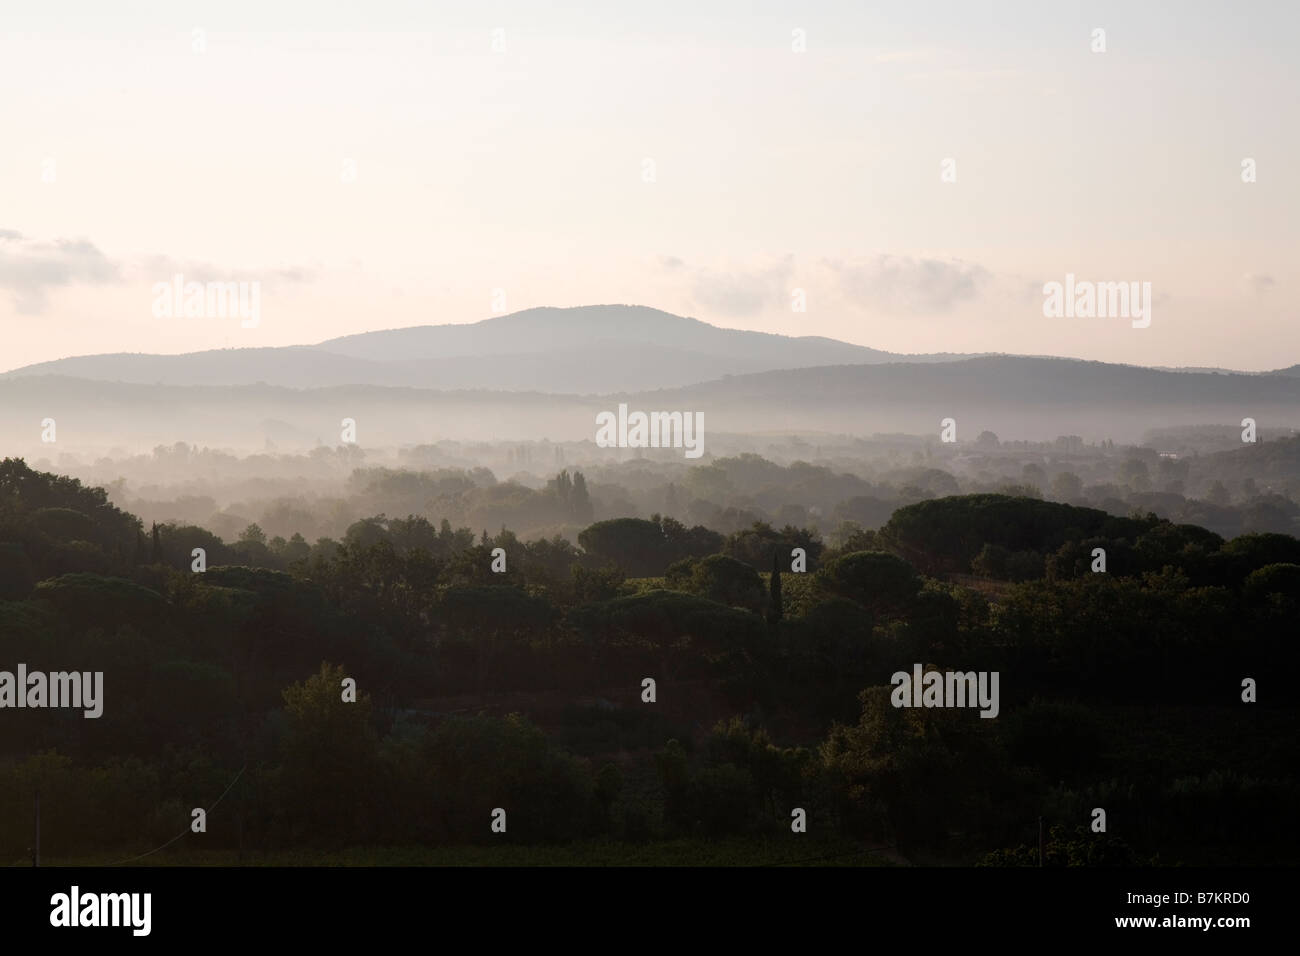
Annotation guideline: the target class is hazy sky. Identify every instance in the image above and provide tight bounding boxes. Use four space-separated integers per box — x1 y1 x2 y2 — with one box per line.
2 0 1296 371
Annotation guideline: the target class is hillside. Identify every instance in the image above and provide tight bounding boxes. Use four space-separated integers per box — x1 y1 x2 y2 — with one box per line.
1 305 967 394
1 355 1298 454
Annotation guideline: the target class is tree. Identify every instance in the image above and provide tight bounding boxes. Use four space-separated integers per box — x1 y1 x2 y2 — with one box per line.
595 762 623 823
282 532 311 563
280 662 379 844
1022 463 1047 488
578 516 721 577
568 590 763 683
553 469 572 501
571 564 626 604
655 739 691 828
1243 563 1300 603
423 714 593 843
817 550 922 616
343 516 389 550
239 523 267 547
723 522 824 572
232 522 273 567
883 495 1125 575
820 685 1006 849
831 498 894 532
1206 480 1230 506
570 471 593 522
687 554 764 612
1050 471 1084 502
0 543 35 600
159 523 231 571
971 543 1043 581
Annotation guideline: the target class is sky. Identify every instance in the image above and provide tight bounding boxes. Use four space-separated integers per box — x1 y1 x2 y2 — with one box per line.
1 0 1297 372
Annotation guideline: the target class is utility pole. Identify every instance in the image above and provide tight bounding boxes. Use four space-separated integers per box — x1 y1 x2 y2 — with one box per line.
237 753 246 866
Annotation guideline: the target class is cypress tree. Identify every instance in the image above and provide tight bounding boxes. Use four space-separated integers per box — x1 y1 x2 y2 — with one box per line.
571 471 592 521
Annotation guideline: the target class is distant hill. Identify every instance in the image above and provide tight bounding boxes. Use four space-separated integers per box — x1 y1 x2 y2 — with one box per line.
640 356 1300 439
314 305 905 362
1200 434 1300 482
3 356 1298 454
2 305 971 394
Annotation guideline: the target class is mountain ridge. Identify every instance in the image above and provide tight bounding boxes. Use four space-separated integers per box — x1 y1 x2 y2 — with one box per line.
3 355 1297 453
2 304 970 392
5 304 1294 394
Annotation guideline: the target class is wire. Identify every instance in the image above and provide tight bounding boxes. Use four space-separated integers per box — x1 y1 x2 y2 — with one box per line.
100 764 247 867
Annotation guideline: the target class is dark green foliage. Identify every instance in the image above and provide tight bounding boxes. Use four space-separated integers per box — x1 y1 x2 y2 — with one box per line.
569 589 763 653
722 522 823 573
820 686 1020 851
0 542 36 600
34 573 167 625
578 515 722 576
970 542 1044 581
1243 562 1300 602
767 549 783 625
279 662 380 845
0 458 1296 865
663 553 764 612
419 713 593 843
816 550 923 616
157 524 232 571
884 494 1140 574
1000 699 1109 784
570 564 627 604
979 825 1144 867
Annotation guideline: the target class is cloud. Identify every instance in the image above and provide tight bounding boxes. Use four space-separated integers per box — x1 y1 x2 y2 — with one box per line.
136 256 315 288
0 231 315 316
665 256 794 318
0 230 121 313
662 253 993 321
827 255 988 314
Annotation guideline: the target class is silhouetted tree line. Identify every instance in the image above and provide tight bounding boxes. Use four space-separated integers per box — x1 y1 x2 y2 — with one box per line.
0 457 1295 863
